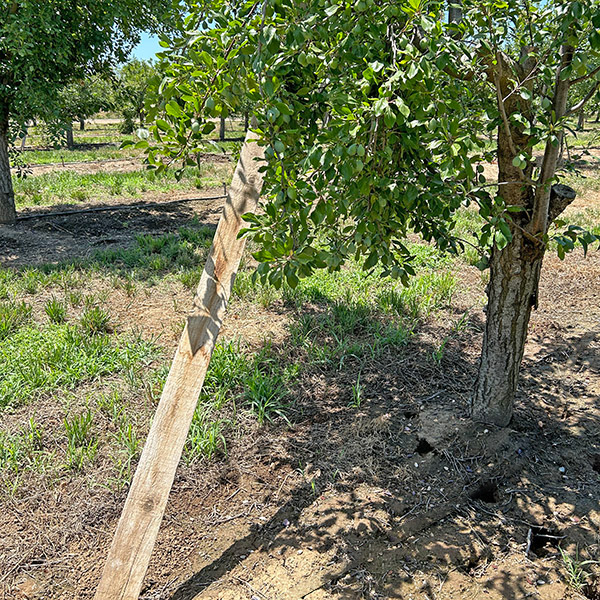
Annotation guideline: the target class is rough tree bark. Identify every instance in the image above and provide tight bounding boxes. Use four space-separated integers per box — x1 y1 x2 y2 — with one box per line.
66 125 74 149
79 118 85 131
577 110 585 131
219 116 226 141
472 230 544 425
0 109 16 224
472 46 575 426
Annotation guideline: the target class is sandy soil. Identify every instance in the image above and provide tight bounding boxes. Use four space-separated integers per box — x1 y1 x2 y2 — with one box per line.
0 175 598 600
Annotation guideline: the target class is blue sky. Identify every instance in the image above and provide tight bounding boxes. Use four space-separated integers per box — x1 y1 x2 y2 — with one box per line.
132 33 162 61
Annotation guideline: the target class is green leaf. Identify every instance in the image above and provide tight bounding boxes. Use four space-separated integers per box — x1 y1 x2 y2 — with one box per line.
363 251 378 270
519 89 531 101
156 119 171 132
166 101 183 118
498 220 512 243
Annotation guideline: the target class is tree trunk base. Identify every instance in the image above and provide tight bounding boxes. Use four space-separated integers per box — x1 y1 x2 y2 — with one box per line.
472 229 545 427
0 126 16 224
0 197 16 224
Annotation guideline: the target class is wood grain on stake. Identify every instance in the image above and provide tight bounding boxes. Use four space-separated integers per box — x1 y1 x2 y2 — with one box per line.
94 130 265 600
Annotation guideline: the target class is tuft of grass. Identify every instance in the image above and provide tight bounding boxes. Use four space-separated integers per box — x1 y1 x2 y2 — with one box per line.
67 290 84 307
431 337 449 365
200 340 251 408
64 410 97 471
559 546 598 593
114 419 141 461
244 361 290 425
97 389 125 422
0 419 49 483
0 300 32 340
349 372 363 408
186 410 227 461
80 306 111 334
44 297 67 324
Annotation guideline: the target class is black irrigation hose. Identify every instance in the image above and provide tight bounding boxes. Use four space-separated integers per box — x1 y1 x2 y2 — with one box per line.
16 193 228 221
14 152 233 169
27 157 131 169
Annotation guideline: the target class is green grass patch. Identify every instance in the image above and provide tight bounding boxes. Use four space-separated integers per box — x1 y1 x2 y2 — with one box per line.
22 146 140 165
14 163 233 208
0 322 156 408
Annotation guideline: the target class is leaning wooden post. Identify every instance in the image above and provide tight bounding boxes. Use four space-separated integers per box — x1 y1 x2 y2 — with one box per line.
94 129 265 600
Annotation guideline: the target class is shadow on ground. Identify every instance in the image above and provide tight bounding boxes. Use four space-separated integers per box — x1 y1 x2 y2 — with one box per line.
164 294 600 599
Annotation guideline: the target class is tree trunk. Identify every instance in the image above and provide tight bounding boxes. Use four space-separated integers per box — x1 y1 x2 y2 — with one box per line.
596 109 600 123
219 116 226 141
576 110 584 131
0 118 17 224
472 55 537 426
79 118 85 131
244 111 249 132
472 230 544 426
66 125 74 149
472 47 576 427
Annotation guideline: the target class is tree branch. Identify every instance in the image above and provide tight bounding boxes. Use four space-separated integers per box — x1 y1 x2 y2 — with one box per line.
529 43 574 235
548 183 576 223
564 82 600 118
569 64 600 87
493 65 519 159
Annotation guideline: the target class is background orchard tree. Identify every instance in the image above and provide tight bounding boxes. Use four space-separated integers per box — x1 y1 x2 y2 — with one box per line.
0 0 176 224
52 76 114 148
570 76 600 130
144 0 600 426
116 59 160 134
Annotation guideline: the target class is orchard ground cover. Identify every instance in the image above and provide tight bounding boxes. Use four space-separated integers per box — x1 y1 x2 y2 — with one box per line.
0 118 598 599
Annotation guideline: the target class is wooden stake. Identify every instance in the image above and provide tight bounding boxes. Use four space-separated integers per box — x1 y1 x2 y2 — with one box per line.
94 130 265 600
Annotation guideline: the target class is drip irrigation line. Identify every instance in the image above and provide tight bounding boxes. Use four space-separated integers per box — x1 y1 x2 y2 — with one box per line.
26 158 131 169
16 193 228 221
13 152 232 169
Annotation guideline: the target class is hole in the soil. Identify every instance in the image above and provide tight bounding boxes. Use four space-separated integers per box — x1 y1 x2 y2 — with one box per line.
470 481 500 504
583 581 600 600
527 526 561 558
404 410 417 419
591 454 600 474
415 438 434 455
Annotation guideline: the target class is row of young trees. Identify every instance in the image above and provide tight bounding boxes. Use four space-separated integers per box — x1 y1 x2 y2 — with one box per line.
0 0 179 224
142 0 600 427
48 59 160 149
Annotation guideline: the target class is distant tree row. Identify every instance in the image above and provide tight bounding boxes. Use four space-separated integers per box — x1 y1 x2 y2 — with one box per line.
20 59 160 150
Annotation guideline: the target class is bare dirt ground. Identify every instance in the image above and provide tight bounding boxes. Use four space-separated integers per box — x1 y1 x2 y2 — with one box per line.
0 191 226 269
1 191 599 599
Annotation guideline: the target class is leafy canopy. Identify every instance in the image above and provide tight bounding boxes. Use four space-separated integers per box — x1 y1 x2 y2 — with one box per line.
143 0 600 287
116 59 160 133
0 0 175 127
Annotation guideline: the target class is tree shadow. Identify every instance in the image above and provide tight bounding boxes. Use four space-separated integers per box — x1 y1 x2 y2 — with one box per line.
1 207 598 599
0 198 223 273
164 280 600 599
